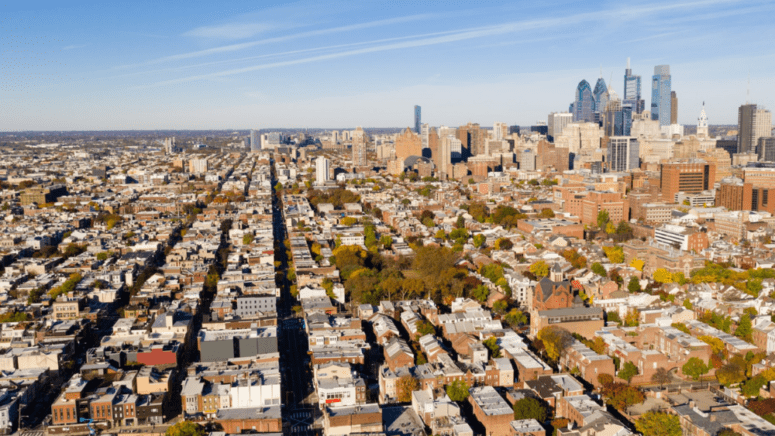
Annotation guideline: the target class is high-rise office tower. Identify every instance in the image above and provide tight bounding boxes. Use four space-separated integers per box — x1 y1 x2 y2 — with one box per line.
331 131 340 144
738 104 773 154
603 90 625 137
250 130 259 152
671 91 678 124
316 157 330 185
607 137 640 172
548 112 573 142
651 65 672 127
623 58 644 114
414 105 422 134
697 103 709 138
456 123 484 158
352 127 367 167
439 136 453 179
492 122 508 141
758 137 775 162
421 123 430 149
593 77 609 124
573 80 596 123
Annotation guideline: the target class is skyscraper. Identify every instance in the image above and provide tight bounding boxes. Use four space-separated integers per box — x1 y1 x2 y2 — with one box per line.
414 105 422 134
607 137 639 172
758 137 775 162
651 65 672 127
671 91 678 125
316 157 330 185
439 136 454 179
573 80 596 123
738 104 773 154
250 129 259 152
352 127 367 167
623 58 644 114
593 77 609 124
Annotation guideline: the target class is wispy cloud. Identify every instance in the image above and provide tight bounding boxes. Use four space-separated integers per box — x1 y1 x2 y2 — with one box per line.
63 44 88 50
183 22 278 40
139 0 741 88
115 14 436 70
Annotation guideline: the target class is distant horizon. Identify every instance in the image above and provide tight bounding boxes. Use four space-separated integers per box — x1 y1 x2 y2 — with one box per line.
3 0 774 130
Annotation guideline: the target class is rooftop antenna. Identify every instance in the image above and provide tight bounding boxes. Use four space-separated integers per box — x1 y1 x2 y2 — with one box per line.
747 72 750 104
627 57 630 70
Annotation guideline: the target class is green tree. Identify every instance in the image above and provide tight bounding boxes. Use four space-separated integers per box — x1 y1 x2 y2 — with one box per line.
455 215 465 229
735 315 753 342
597 210 610 228
445 380 470 402
635 411 682 436
473 234 486 248
538 208 555 218
627 276 641 293
482 337 501 358
682 357 709 382
504 308 527 327
619 361 639 385
242 233 254 245
591 262 607 277
166 422 206 436
415 320 435 338
513 398 548 422
471 284 490 303
380 235 393 249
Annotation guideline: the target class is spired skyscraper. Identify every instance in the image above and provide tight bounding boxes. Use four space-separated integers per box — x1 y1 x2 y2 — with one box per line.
651 65 672 127
571 80 596 123
414 105 422 134
623 58 644 114
592 76 609 124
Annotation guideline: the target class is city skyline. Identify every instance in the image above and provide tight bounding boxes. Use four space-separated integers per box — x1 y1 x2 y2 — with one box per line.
2 0 775 130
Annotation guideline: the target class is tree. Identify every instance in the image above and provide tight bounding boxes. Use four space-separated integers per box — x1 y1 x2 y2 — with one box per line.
735 315 753 343
415 320 435 338
653 268 673 284
682 357 709 383
471 284 490 303
619 361 639 385
455 215 465 229
529 260 549 278
166 422 206 436
537 326 572 362
683 299 693 310
651 367 671 389
494 237 513 250
602 246 624 263
630 258 645 271
627 276 641 293
635 412 682 436
597 210 610 228
741 374 767 397
605 222 616 234
598 373 614 387
716 358 747 386
242 234 254 245
483 337 501 358
616 221 632 234
513 398 548 422
591 262 607 277
473 234 486 248
396 376 419 403
624 309 640 327
606 383 645 410
504 308 527 327
445 380 470 402
538 208 555 218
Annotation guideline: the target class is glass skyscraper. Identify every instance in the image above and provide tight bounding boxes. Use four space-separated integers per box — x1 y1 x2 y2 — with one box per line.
414 105 421 134
593 77 609 124
623 58 643 114
651 65 672 127
573 80 596 123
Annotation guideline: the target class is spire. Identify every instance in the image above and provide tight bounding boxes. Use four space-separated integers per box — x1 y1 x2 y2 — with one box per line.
627 57 630 69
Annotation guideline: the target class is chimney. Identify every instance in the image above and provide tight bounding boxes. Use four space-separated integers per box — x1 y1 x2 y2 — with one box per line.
165 312 173 327
689 400 696 409
709 415 716 422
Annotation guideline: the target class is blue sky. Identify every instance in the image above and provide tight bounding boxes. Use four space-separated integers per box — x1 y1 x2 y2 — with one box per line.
1 0 774 131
